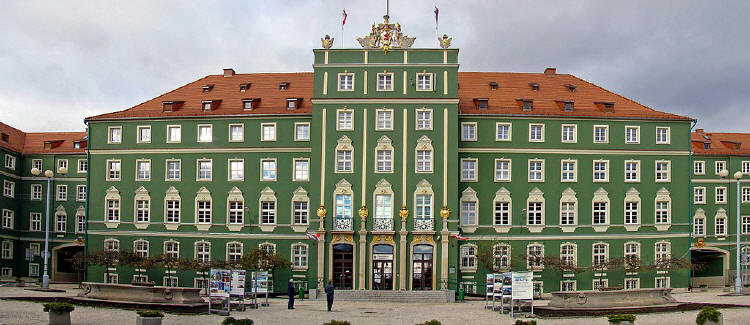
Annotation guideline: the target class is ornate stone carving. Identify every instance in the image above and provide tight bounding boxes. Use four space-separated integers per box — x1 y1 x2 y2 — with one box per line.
321 34 334 49
440 206 451 219
358 205 369 219
399 205 409 219
438 34 452 49
356 15 415 53
334 218 353 231
316 205 327 218
374 218 393 231
415 219 434 231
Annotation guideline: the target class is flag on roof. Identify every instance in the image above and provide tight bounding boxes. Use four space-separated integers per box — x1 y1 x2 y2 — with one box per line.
307 233 321 241
434 6 439 27
342 10 348 28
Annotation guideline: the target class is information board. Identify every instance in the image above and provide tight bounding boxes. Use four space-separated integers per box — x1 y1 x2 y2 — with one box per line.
209 269 232 297
254 271 269 294
511 271 533 300
230 270 247 296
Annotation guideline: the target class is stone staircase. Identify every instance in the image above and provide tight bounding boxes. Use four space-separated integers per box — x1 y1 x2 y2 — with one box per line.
314 289 455 303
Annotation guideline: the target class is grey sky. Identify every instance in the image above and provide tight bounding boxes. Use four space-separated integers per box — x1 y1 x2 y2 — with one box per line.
1 1 748 133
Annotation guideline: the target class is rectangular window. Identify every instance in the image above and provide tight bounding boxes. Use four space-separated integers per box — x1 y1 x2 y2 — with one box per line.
107 160 121 180
1 241 12 259
694 187 705 204
56 185 67 201
166 200 180 223
261 201 276 224
108 126 122 144
338 73 354 91
31 184 42 200
561 124 577 143
32 159 42 171
375 194 392 221
496 123 511 141
228 159 244 181
744 161 750 174
655 277 670 289
57 159 68 171
229 124 244 142
337 111 353 130
293 244 308 268
693 217 704 236
29 263 39 277
261 123 276 141
294 201 309 224
376 110 393 130
494 201 510 225
197 200 211 224
528 160 544 182
461 122 477 141
743 217 750 234
137 126 151 143
228 200 244 224
716 187 726 204
460 201 477 225
655 161 671 182
656 201 669 224
2 181 13 198
461 159 477 181
527 202 543 225
461 245 476 269
78 159 88 173
1 210 12 229
336 150 353 173
656 127 670 144
625 126 640 143
561 160 577 182
625 161 640 182
167 125 181 143
166 160 181 181
4 155 15 170
560 202 576 225
594 125 609 143
261 159 277 181
527 245 543 269
136 160 151 181
715 161 726 175
743 187 750 203
416 149 432 173
529 124 544 142
135 200 150 223
56 214 66 232
416 73 433 91
30 213 41 231
294 159 310 181
625 201 639 224
416 110 432 130
77 185 86 202
694 161 705 175
495 159 511 181
377 73 393 91
197 125 213 142
716 217 726 236
625 278 640 290
593 160 609 182
106 199 120 222
197 160 212 181
295 123 310 141
593 202 607 225
415 194 432 220
376 149 392 173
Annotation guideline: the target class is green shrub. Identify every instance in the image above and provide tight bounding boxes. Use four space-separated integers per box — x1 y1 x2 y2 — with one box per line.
696 306 721 325
607 314 636 323
322 321 351 325
222 317 254 325
42 302 75 314
514 320 537 325
136 310 165 318
416 321 442 325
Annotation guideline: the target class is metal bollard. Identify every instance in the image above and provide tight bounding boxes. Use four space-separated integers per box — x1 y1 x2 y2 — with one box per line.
458 287 465 302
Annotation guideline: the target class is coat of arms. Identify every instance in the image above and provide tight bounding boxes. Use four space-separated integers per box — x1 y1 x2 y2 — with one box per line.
356 15 415 53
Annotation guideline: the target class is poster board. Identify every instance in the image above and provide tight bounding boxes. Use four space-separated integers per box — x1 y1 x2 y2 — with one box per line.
230 270 247 296
511 271 533 300
209 269 232 297
254 271 269 294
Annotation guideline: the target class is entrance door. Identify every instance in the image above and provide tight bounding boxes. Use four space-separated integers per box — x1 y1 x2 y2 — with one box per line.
333 244 354 289
372 244 394 290
53 245 84 283
412 245 433 290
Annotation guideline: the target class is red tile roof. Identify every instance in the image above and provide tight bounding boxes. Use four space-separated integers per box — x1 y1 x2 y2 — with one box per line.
0 122 86 155
85 71 692 121
692 131 750 156
0 122 26 153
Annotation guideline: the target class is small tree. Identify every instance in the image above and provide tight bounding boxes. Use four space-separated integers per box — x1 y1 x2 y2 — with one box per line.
71 251 86 286
477 242 507 273
623 255 644 273
241 248 292 272
650 256 691 271
181 259 227 294
87 250 120 283
120 251 156 284
543 255 585 287
589 257 623 290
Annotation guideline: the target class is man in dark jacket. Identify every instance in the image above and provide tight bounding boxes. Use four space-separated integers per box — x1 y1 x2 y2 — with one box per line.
287 279 295 309
324 280 335 311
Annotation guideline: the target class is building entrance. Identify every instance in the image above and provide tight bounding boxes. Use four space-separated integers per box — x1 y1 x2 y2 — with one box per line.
372 244 393 290
412 244 433 290
333 244 354 289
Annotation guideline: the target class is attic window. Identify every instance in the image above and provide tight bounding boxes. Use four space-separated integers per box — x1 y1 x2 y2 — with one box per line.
595 101 615 113
563 101 574 112
73 142 81 149
279 82 289 90
529 83 540 91
202 84 214 92
239 83 251 92
0 133 8 143
286 98 300 110
162 101 184 112
704 143 711 149
242 98 259 110
489 82 498 90
202 101 213 111
474 98 489 110
520 99 533 111
564 84 577 92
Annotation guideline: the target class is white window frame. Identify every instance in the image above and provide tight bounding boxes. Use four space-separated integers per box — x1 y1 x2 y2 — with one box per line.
694 161 705 175
528 124 545 142
460 244 478 270
197 124 213 143
656 127 670 144
107 126 122 144
294 122 311 141
625 126 640 144
4 155 15 170
260 123 276 141
196 159 212 181
136 125 151 144
76 185 87 202
694 187 706 204
655 160 671 183
165 159 181 181
460 158 478 182
495 122 512 141
30 212 41 231
2 180 13 198
336 110 354 131
228 159 244 181
228 123 244 142
716 187 727 204
106 159 121 181
56 184 67 201
77 159 87 173
624 160 641 183
260 158 277 181
715 161 727 175
494 159 511 182
416 108 433 131
593 125 609 144
416 72 434 91
528 159 544 182
166 125 181 143
135 159 151 181
593 160 609 182
461 122 477 141
376 72 394 91
292 243 309 269
31 184 42 200
293 158 310 181
460 188 479 226
337 72 355 91
376 108 393 131
560 159 577 182
561 124 577 143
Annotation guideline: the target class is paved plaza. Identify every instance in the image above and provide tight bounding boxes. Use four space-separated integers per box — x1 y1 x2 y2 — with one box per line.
2 285 750 324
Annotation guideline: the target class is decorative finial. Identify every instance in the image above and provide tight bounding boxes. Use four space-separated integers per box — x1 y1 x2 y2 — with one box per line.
356 15 415 52
321 34 334 49
439 34 452 49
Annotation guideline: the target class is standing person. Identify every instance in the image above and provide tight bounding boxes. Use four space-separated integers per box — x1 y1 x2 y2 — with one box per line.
287 279 295 309
324 280 335 312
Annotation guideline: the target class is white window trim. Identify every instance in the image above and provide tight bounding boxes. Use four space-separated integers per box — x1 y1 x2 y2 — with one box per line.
694 187 706 204
260 158 278 181
415 72 434 92
715 209 728 236
526 188 545 228
559 188 578 227
460 187 479 227
196 158 213 182
592 187 610 226
77 159 87 173
715 161 727 175
228 158 245 182
164 187 181 225
655 187 672 226
166 125 181 143
527 159 545 182
294 122 311 141
76 185 87 202
135 159 151 181
195 187 213 226
560 159 578 183
375 108 393 131
291 243 310 270
655 160 671 183
623 188 641 228
376 72 395 92
656 126 671 144
336 109 354 131
415 108 433 131
197 124 213 143
593 125 609 144
107 126 122 144
293 158 310 182
694 161 705 175
133 187 151 225
494 158 511 182
292 187 311 225
528 123 545 143
225 242 243 262
625 126 640 144
374 135 394 174
228 123 245 142
136 125 151 144
592 159 610 183
259 187 278 225
55 184 67 201
460 158 478 182
226 186 245 227
415 136 434 173
495 122 512 141
624 160 641 183
715 186 727 204
337 72 355 92
460 243 478 270
460 122 477 141
31 184 42 201
492 188 512 226
561 124 578 143
165 159 181 181
3 180 14 198
260 123 277 142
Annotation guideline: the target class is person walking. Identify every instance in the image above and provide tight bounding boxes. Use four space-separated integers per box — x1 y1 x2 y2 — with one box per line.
324 280 335 312
287 279 295 309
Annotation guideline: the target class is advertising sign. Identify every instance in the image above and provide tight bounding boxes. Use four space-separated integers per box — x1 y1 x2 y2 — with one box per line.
209 269 232 297
254 271 269 294
230 270 247 296
511 271 533 300
501 272 512 296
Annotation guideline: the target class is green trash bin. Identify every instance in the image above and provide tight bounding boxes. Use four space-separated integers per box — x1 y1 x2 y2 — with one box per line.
298 286 304 301
458 287 465 302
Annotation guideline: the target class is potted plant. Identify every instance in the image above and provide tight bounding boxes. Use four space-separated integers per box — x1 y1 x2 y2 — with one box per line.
696 306 722 325
514 320 537 325
222 317 254 325
607 314 636 324
416 321 442 325
322 321 351 325
136 310 164 325
43 302 75 325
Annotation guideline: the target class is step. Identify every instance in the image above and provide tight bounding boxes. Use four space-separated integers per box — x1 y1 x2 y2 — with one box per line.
315 289 455 303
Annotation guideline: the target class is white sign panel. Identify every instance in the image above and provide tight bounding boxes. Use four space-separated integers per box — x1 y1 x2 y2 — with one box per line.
230 270 247 296
511 271 533 300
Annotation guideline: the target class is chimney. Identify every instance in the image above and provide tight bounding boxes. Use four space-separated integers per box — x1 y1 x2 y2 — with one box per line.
544 67 557 75
695 128 705 134
223 68 236 77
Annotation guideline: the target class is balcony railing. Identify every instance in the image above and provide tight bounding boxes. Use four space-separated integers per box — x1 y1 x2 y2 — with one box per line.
414 218 433 231
373 218 393 231
334 218 353 231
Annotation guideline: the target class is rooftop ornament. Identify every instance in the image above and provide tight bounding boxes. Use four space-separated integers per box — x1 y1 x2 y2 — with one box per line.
357 15 415 53
321 34 334 49
438 34 452 49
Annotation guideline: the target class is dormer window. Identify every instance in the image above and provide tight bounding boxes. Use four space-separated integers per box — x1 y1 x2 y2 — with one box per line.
529 83 540 91
286 98 300 110
73 142 81 149
0 133 8 143
563 101 574 112
239 83 251 92
162 101 184 112
242 98 259 110
473 98 489 110
518 99 533 111
704 143 711 149
489 82 498 90
564 84 577 92
202 84 214 92
279 82 289 90
595 101 615 113
202 101 213 111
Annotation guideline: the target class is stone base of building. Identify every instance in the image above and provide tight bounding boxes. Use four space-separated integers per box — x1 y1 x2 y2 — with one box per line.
314 289 455 303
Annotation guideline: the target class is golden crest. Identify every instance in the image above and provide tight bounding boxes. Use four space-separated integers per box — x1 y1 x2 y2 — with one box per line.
321 34 334 49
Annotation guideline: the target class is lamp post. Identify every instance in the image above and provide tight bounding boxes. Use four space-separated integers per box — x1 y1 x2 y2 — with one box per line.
719 169 743 294
30 166 67 289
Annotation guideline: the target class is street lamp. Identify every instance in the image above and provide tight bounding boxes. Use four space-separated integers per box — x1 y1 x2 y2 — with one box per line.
30 166 67 289
719 169 743 294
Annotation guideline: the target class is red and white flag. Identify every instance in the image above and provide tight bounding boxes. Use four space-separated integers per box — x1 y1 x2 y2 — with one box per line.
452 234 468 241
307 233 321 241
342 10 348 29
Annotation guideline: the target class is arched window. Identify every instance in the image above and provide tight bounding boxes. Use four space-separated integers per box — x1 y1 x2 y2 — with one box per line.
195 241 210 264
164 241 179 258
259 242 276 255
134 240 149 257
493 244 511 270
227 242 243 263
104 239 120 252
560 243 576 267
592 243 609 268
460 244 477 270
292 243 308 269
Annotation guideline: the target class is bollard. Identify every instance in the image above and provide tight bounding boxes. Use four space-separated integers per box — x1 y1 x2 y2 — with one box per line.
299 287 304 301
458 287 465 302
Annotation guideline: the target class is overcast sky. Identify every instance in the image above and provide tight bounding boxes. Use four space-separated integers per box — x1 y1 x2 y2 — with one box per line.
1 1 748 133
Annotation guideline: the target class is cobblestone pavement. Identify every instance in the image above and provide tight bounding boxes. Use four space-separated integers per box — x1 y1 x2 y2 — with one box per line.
2 285 750 325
